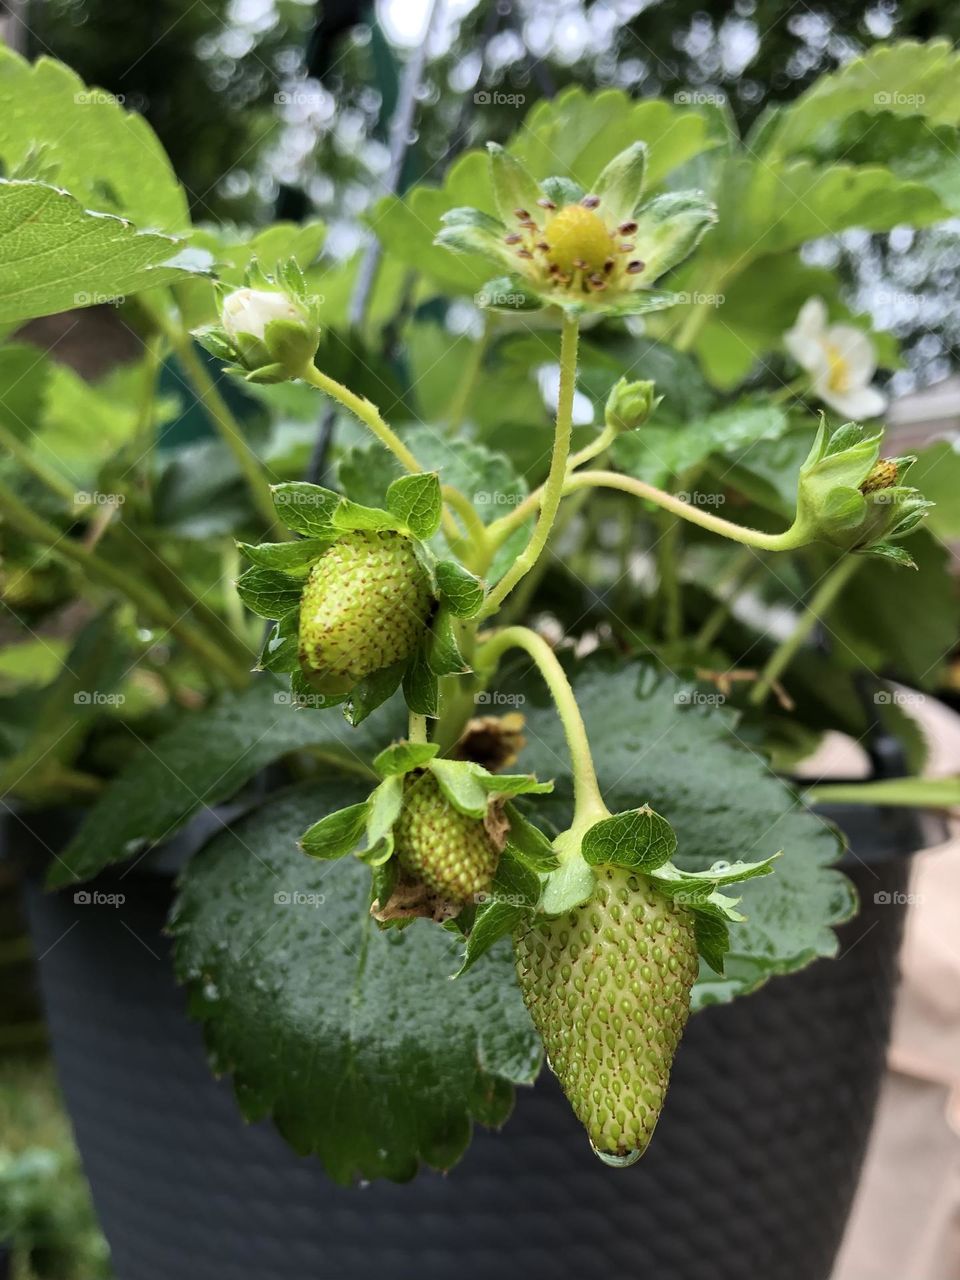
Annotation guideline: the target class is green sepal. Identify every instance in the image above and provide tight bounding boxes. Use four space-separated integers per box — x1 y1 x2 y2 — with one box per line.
436 560 485 618
362 775 404 858
245 362 293 385
428 759 552 820
454 851 541 977
540 853 596 916
342 659 407 727
289 667 347 711
649 852 780 900
257 612 300 675
580 805 677 872
475 275 543 312
540 176 584 207
862 541 917 568
487 143 543 224
373 741 440 778
435 207 515 272
386 472 442 540
427 607 470 678
237 538 331 574
502 803 559 873
629 190 717 279
236 565 301 620
693 912 731 976
193 326 236 361
370 858 398 921
331 497 400 534
402 642 440 718
300 800 371 860
593 140 648 223
595 289 680 318
271 482 340 537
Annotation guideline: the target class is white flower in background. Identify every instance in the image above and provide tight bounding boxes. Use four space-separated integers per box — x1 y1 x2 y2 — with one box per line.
784 297 887 419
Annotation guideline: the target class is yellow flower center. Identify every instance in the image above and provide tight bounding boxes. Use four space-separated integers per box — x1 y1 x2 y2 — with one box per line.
825 343 851 395
546 204 616 276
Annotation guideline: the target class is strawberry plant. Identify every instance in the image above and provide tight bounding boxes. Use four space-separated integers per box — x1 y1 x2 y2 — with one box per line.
2 38 960 1183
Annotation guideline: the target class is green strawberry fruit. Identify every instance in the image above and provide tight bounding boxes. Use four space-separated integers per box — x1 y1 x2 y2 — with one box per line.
298 530 432 686
394 771 501 903
514 865 699 1163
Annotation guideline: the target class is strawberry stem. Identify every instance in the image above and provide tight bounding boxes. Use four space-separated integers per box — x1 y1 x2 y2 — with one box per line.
476 625 607 833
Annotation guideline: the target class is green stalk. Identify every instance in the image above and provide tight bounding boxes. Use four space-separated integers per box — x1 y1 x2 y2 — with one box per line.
445 318 491 432
479 312 579 619
476 625 606 829
0 479 248 689
301 363 423 473
748 555 860 707
408 711 428 745
657 508 683 643
494 469 810 554
0 419 77 503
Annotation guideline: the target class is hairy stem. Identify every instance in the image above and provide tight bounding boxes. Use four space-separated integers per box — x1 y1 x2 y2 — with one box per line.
478 312 579 618
476 625 606 827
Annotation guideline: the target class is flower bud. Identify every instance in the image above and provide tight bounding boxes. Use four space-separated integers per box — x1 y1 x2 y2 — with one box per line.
604 377 660 432
222 287 307 344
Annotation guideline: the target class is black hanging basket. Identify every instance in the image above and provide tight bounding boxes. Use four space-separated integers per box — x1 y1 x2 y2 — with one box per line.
11 782 935 1280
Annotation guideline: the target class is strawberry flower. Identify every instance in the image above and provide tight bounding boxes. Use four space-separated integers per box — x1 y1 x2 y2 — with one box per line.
784 297 887 420
436 142 716 317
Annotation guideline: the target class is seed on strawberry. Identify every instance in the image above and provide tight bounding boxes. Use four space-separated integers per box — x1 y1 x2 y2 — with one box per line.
298 530 432 683
514 866 699 1163
394 771 502 903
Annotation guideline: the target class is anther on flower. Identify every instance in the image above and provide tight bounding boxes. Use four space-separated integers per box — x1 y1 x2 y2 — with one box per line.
860 459 899 493
435 142 716 317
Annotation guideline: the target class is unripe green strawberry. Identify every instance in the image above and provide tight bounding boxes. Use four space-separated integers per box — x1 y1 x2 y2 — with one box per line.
515 866 699 1163
298 530 432 684
394 771 501 903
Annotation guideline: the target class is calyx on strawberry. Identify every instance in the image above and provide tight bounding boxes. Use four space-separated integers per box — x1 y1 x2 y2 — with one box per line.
298 738 554 925
236 471 486 724
511 804 779 1164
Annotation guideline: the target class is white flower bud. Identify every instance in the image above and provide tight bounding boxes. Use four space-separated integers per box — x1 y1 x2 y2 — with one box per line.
221 288 306 342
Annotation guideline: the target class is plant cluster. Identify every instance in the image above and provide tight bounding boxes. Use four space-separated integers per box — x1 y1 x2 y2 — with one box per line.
2 42 960 1179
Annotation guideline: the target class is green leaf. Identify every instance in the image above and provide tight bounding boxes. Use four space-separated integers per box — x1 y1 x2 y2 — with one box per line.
612 401 789 488
649 855 780 899
515 660 855 1010
503 805 559 872
331 497 399 534
363 775 404 855
343 660 406 728
0 48 189 231
170 784 542 1182
693 913 731 976
46 678 389 888
373 740 439 778
257 616 300 676
761 40 960 160
270 483 340 537
386 472 442 540
0 180 189 325
540 853 596 916
300 801 370 860
237 539 329 573
235 566 301 621
436 560 485 618
428 759 490 818
581 806 677 872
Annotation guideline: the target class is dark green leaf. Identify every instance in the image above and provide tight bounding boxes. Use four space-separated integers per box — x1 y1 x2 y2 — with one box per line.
373 741 439 778
300 801 370 859
402 644 439 718
235 566 301 620
271 483 340 537
436 560 485 618
456 853 541 976
386 472 442 540
581 806 677 871
238 539 329 573
170 784 541 1182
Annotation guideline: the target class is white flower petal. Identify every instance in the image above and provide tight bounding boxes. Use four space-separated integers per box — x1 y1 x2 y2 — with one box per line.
816 382 887 420
784 296 829 370
222 288 305 341
825 324 877 384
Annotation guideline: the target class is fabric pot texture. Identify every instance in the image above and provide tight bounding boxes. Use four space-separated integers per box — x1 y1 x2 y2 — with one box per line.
11 792 936 1280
